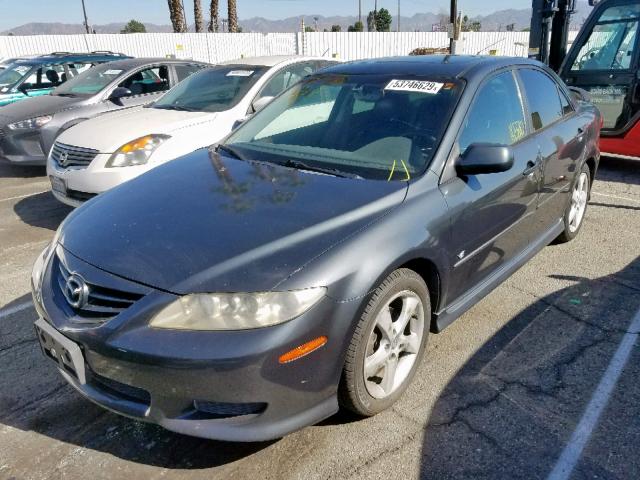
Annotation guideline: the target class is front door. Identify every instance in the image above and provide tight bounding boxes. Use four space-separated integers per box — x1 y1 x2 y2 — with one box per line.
561 0 640 135
440 70 540 303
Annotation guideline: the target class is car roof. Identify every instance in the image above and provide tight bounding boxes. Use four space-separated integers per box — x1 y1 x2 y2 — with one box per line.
10 52 130 65
86 57 209 70
219 55 333 67
320 55 547 79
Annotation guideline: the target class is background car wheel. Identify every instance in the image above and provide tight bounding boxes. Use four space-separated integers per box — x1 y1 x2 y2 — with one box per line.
557 163 591 243
339 268 430 416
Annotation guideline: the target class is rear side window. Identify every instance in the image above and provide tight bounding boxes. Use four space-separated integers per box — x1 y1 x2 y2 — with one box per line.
175 64 203 82
119 66 170 96
458 71 526 152
519 69 563 130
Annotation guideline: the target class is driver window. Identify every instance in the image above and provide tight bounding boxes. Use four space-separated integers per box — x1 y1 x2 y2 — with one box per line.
571 5 640 71
118 66 170 96
21 64 65 91
458 71 526 153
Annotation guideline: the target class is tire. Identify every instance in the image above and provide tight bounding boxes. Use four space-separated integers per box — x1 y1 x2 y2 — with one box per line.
338 268 430 416
556 163 591 243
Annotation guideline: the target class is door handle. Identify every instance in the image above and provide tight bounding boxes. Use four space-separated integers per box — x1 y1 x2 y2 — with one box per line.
577 127 585 142
523 159 540 176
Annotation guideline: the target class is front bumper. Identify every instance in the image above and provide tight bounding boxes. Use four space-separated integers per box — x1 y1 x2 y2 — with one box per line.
0 127 47 165
47 154 153 207
35 248 360 441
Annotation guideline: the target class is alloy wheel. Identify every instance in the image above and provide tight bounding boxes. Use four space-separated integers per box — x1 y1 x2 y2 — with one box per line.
569 172 589 233
363 290 425 399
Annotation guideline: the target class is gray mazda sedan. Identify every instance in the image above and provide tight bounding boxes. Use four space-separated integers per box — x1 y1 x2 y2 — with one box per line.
32 56 600 442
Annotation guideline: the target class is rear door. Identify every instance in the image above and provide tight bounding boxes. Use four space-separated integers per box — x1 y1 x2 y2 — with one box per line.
561 0 640 134
517 68 584 232
440 70 540 302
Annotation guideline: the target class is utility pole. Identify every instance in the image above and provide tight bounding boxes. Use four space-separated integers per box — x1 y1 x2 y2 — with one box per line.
80 0 91 34
358 0 362 24
397 0 400 32
372 0 378 32
449 0 458 54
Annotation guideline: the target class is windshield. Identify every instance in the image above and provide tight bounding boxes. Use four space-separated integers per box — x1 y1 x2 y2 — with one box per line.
53 63 125 96
225 74 463 180
571 4 640 71
153 65 268 112
0 63 33 91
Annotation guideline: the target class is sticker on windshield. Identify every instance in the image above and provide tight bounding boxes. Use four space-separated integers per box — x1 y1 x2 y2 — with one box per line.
384 79 444 94
226 70 255 77
104 69 123 75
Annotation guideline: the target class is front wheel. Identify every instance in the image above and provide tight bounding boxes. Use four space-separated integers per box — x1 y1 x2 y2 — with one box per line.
557 163 591 243
338 268 430 416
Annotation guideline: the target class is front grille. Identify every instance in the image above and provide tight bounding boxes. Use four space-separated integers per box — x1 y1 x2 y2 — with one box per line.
89 370 151 408
51 142 99 168
192 400 267 419
57 256 144 324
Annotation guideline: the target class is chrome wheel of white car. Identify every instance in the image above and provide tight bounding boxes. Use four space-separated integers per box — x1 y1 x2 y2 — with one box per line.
568 171 589 233
363 290 425 399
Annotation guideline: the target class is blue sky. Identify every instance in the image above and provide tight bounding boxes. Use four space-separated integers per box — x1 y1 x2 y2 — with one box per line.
0 0 533 30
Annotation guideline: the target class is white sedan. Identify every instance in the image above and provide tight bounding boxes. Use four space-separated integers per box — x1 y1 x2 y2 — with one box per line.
47 55 337 207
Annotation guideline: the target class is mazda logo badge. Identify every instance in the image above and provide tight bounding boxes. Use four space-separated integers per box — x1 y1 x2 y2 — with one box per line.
64 273 89 309
59 151 69 167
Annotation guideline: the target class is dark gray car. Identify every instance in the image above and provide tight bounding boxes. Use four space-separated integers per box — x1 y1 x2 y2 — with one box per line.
0 58 206 165
31 56 601 442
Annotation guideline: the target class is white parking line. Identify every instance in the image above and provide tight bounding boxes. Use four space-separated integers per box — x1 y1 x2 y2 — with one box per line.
592 191 640 204
0 190 49 203
546 306 640 480
0 301 33 319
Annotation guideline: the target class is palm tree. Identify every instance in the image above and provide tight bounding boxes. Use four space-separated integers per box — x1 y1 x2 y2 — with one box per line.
208 0 219 32
228 0 238 33
167 0 186 32
194 0 204 32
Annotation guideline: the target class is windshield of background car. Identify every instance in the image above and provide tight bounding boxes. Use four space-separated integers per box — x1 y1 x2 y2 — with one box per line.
153 65 268 112
225 74 463 180
0 63 33 91
53 63 125 96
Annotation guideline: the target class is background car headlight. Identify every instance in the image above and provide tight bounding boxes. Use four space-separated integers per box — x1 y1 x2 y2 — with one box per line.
150 287 326 331
106 134 170 168
7 115 52 130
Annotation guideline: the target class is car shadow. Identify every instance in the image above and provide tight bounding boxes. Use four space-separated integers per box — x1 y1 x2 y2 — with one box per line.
597 156 640 186
418 256 640 478
0 162 46 178
0 293 275 470
13 191 72 231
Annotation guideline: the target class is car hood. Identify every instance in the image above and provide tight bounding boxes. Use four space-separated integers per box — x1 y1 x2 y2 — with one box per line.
57 107 216 152
0 94 78 122
60 148 407 294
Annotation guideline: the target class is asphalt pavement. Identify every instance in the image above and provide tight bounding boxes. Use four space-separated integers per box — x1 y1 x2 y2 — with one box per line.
0 158 638 480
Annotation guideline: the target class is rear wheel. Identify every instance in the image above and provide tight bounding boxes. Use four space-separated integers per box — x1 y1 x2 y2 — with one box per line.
557 163 591 243
339 268 430 416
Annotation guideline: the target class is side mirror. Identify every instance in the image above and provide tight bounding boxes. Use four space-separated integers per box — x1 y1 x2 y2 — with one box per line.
456 144 514 176
18 84 30 96
109 87 132 101
568 86 590 103
252 96 274 113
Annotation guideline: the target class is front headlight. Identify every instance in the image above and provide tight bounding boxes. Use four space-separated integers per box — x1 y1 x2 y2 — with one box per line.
8 115 53 130
150 287 326 331
106 134 170 168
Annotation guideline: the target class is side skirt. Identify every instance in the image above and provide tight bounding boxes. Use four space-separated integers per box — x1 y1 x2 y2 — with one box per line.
432 219 564 333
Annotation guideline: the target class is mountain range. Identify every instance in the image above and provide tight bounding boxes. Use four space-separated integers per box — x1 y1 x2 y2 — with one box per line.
1 2 593 35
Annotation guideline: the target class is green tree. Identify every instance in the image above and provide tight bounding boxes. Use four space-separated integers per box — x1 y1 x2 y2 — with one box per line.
331 24 341 32
461 15 481 32
375 8 392 32
367 11 376 31
305 26 316 32
348 20 364 32
121 19 146 33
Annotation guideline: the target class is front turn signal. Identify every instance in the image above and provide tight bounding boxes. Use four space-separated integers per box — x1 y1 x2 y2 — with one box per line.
279 336 328 364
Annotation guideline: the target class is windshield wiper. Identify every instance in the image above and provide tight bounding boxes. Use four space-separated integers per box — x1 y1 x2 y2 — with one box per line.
154 104 198 112
216 143 247 160
281 159 361 179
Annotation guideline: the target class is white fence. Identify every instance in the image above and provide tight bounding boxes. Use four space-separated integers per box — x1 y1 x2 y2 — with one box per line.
0 31 580 63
